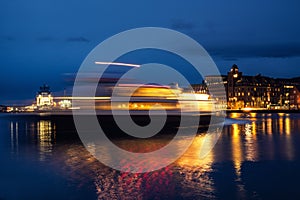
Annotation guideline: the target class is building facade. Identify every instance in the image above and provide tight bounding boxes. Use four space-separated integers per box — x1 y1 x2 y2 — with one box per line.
290 86 300 109
199 64 300 110
36 84 54 110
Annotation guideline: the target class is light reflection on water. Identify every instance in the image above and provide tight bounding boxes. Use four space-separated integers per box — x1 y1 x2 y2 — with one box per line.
2 113 300 199
37 120 56 161
10 120 56 159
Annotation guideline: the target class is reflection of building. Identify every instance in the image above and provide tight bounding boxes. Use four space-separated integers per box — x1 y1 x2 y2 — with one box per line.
36 84 54 110
202 64 300 109
37 120 56 161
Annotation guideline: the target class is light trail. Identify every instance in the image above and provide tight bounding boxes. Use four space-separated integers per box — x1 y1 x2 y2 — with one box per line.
54 97 111 100
95 61 140 68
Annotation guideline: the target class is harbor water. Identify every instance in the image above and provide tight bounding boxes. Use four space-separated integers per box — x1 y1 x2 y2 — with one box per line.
1 113 300 199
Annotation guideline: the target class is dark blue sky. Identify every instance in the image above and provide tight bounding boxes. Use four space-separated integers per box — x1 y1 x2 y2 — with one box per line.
1 0 300 104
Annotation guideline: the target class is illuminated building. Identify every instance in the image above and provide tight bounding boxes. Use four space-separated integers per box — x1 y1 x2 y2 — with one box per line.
58 99 72 109
191 81 208 94
36 84 54 110
204 75 228 110
290 86 300 109
202 64 300 109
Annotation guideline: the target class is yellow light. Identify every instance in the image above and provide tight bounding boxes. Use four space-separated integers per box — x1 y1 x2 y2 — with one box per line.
279 117 284 134
230 113 240 118
242 107 253 112
267 118 272 135
232 123 243 176
285 117 291 135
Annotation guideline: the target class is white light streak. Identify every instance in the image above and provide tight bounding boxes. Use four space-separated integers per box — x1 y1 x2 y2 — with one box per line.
95 61 140 68
54 97 111 100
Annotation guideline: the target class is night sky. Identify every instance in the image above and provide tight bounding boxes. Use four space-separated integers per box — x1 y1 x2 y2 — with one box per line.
1 0 300 104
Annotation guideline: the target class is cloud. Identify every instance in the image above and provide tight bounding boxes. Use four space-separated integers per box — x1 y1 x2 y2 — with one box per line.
171 19 194 30
66 37 89 43
207 43 300 59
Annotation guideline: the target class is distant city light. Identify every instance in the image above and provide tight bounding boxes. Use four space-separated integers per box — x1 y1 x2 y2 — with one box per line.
95 61 140 68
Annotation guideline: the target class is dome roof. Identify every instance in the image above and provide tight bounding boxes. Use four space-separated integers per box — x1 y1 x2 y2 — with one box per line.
232 64 238 69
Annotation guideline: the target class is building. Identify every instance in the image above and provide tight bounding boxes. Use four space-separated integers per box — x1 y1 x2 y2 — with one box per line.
36 84 54 110
290 86 300 109
204 75 228 109
0 105 7 112
198 64 300 110
191 81 207 94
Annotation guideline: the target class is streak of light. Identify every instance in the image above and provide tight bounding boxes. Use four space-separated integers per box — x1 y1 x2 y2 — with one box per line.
54 97 111 100
95 61 140 68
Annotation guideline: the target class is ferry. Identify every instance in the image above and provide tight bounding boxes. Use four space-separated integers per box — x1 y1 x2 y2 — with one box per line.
74 83 226 129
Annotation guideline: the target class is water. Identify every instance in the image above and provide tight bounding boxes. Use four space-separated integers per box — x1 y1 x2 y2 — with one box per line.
1 113 300 199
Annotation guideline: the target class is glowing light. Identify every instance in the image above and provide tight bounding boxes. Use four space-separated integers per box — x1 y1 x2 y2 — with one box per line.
285 117 291 135
242 107 253 111
54 97 111 100
95 61 140 68
279 117 284 134
245 123 258 161
232 124 243 177
230 113 240 118
267 118 272 135
118 83 170 88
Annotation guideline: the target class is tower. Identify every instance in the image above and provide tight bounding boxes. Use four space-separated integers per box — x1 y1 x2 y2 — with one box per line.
36 84 54 110
227 64 242 108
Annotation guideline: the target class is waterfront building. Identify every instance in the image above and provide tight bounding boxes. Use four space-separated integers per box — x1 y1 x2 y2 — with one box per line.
36 84 54 110
191 81 207 94
290 86 300 109
58 99 72 109
197 64 300 110
0 105 6 112
204 75 228 110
